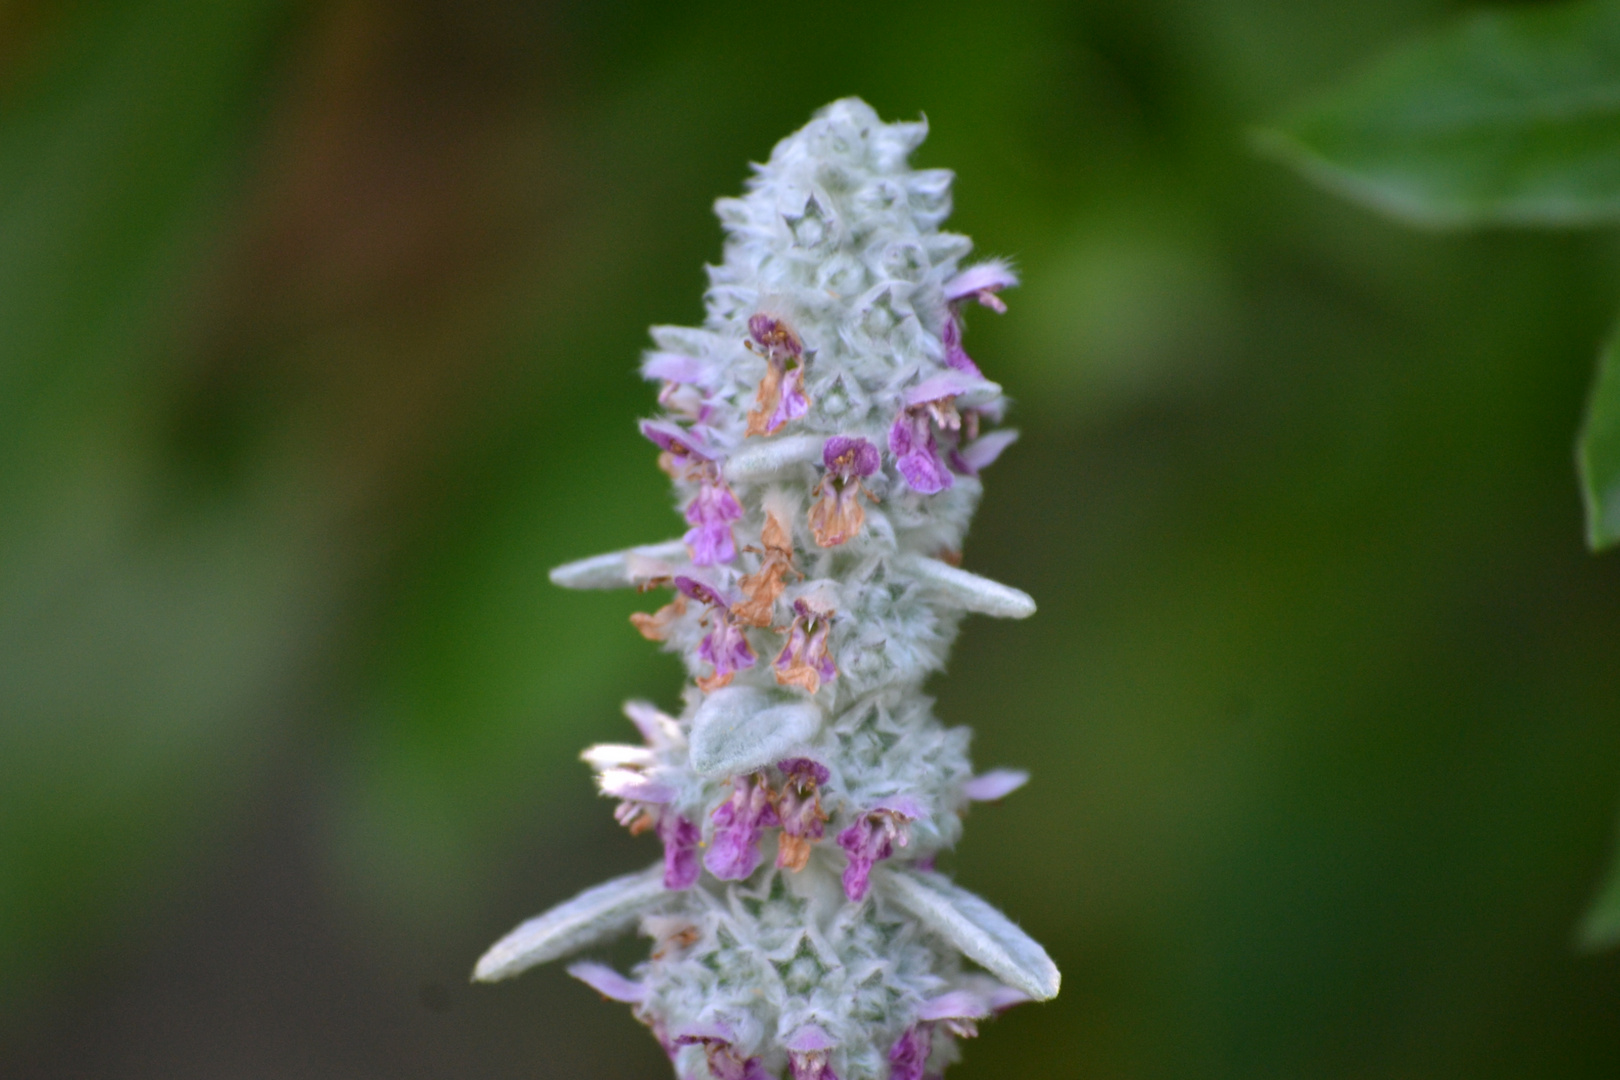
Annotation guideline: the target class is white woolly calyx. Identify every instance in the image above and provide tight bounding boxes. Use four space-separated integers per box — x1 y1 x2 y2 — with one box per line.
477 98 1056 1080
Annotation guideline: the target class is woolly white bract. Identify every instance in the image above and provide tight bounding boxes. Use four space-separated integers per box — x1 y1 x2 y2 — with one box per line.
475 98 1057 1080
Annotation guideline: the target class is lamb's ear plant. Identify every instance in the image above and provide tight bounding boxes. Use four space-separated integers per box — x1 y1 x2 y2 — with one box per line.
473 99 1058 1080
1253 0 1620 947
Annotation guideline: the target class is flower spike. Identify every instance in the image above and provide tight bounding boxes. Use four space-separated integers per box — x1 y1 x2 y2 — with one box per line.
482 98 1056 1080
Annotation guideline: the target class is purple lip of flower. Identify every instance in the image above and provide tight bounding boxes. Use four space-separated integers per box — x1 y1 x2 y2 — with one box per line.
703 775 781 881
836 800 921 902
822 435 880 479
675 576 758 690
673 575 729 609
887 1024 932 1080
775 759 829 842
640 418 713 462
940 318 981 377
785 1025 839 1080
778 757 831 787
699 617 757 681
683 480 743 566
947 428 1019 478
566 961 646 1004
659 813 701 890
889 409 953 495
775 602 837 693
748 313 804 360
944 260 1018 313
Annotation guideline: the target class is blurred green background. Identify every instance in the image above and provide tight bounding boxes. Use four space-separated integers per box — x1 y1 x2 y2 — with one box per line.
4 1 1620 1076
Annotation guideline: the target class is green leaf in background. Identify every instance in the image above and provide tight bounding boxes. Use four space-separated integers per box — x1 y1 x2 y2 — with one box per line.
0 0 303 1027
1580 327 1620 549
1255 0 1620 227
1579 811 1620 949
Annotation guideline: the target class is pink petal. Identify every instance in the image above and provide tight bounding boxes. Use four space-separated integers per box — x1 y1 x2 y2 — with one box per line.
961 768 1029 802
566 961 645 1003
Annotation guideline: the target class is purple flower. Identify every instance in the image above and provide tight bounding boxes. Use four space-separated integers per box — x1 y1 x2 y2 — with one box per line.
684 479 743 566
775 758 831 872
890 373 1006 494
938 261 1015 383
704 774 781 881
745 314 812 437
888 987 1011 1080
774 597 837 694
640 418 713 465
659 814 701 890
824 435 881 479
836 799 921 902
913 980 1031 1041
674 1027 771 1080
888 408 953 495
748 314 804 360
676 576 757 692
887 1024 932 1080
698 619 755 692
786 1025 839 1080
642 351 710 418
943 260 1018 313
810 436 881 548
583 705 682 849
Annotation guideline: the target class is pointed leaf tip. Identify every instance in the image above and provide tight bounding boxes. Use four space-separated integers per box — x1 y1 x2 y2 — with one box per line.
473 864 667 982
879 867 1060 1001
549 540 689 589
906 556 1036 619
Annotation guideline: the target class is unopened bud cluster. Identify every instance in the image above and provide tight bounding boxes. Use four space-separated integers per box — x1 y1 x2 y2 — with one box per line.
476 98 1058 1080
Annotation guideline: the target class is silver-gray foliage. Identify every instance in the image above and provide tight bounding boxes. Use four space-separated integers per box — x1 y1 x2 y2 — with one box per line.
476 98 1057 1080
